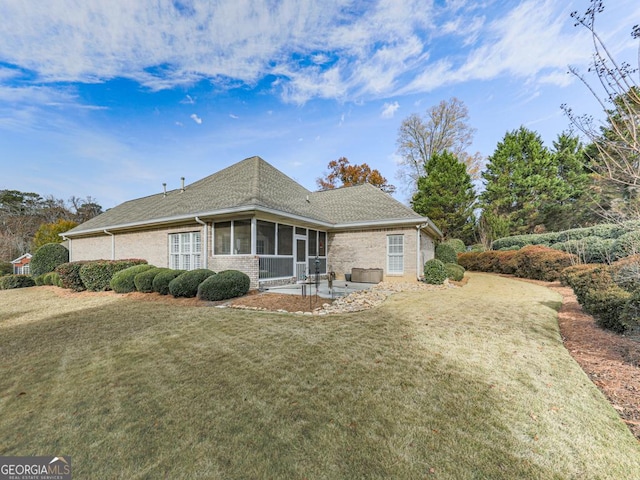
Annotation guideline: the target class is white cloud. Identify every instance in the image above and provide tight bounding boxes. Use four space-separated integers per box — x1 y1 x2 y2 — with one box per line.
380 101 399 118
190 113 202 124
180 94 195 104
0 0 637 103
229 113 239 119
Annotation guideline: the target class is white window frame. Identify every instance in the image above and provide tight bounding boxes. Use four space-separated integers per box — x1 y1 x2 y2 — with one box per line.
169 232 202 270
387 234 404 274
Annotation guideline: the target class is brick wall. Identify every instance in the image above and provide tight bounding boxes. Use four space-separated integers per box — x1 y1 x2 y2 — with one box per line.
209 255 260 289
70 225 205 266
70 235 112 261
328 227 436 282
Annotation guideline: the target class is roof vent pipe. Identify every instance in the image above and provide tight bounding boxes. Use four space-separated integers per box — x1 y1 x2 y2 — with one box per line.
181 177 185 193
163 183 167 197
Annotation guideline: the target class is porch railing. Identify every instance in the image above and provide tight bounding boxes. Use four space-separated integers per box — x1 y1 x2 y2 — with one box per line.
259 256 294 279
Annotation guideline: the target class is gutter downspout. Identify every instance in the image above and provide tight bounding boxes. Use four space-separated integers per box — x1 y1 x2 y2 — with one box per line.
104 230 115 260
62 235 71 261
416 223 430 281
195 217 208 269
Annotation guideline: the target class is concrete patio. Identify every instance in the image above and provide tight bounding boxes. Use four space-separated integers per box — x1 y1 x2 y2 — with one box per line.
261 279 375 299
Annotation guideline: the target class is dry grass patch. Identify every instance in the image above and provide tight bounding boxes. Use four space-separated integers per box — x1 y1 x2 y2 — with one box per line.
1 276 639 479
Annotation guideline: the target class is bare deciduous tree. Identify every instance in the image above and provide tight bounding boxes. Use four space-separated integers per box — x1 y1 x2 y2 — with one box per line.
562 0 640 209
396 97 483 193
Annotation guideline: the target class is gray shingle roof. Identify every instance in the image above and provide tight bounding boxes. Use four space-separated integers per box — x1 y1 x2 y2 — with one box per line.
65 156 438 236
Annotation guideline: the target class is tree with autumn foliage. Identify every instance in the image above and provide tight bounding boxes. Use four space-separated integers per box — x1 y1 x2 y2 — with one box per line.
33 219 78 249
316 157 396 194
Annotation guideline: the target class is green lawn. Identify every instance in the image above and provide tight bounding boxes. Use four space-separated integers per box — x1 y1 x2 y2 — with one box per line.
1 273 639 479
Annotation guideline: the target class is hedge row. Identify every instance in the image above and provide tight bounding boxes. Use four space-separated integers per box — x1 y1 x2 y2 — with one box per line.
492 220 640 260
0 274 36 290
79 259 148 291
36 258 253 301
561 256 640 333
458 246 576 281
55 261 90 291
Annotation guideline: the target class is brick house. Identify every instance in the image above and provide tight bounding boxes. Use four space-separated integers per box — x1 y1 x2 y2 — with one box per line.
11 253 32 275
62 156 441 288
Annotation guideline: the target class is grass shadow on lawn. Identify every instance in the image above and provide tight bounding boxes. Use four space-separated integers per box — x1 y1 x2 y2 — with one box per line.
1 278 639 479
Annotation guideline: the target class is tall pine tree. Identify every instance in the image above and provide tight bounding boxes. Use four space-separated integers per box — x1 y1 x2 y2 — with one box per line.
544 132 596 230
480 127 566 235
411 151 476 244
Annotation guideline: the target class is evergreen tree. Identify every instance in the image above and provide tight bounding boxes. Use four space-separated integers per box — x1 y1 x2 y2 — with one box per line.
480 127 565 235
543 132 597 230
411 151 476 244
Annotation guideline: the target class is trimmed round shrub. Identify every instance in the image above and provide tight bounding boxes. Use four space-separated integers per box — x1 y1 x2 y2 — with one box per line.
79 259 148 291
443 239 466 254
43 272 61 286
435 243 457 265
613 230 640 259
134 267 168 293
444 263 465 281
55 261 89 291
0 274 36 290
169 269 216 298
152 269 185 295
34 274 46 286
469 244 485 252
423 259 448 285
30 243 69 276
110 264 155 293
197 270 250 301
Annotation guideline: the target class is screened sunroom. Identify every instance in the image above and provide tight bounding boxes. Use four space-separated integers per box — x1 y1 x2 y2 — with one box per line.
210 218 327 282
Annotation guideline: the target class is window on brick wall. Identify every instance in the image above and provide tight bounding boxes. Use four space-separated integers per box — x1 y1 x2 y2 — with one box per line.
387 234 404 274
169 232 202 270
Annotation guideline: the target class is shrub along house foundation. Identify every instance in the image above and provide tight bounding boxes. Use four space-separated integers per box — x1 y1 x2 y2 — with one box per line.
62 156 441 289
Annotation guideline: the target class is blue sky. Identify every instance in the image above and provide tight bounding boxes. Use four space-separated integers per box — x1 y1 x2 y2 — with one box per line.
1 0 639 208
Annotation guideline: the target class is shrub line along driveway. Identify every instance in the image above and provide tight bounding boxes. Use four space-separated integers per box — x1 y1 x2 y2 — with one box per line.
1 273 639 478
